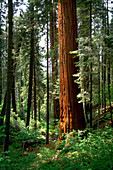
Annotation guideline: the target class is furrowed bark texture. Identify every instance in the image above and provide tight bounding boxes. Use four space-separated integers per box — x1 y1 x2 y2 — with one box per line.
58 0 85 136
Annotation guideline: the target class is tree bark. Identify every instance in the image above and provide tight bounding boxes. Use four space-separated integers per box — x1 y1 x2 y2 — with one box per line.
50 0 59 123
26 3 34 127
4 0 13 152
12 60 17 113
0 3 2 105
58 0 86 137
38 99 40 122
46 13 49 144
89 1 92 128
34 66 37 129
0 93 6 126
106 0 112 127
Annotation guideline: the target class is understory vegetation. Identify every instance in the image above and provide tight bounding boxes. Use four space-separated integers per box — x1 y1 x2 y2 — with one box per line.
0 121 113 169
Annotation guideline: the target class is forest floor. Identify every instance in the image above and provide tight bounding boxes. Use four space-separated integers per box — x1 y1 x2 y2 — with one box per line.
0 106 113 169
24 107 113 169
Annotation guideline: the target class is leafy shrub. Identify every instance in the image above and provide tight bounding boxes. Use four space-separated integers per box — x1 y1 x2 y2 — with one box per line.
37 127 113 169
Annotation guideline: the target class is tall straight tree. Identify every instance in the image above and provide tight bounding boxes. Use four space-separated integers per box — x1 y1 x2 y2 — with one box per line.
50 0 59 123
106 0 112 126
33 65 37 129
26 2 35 127
58 0 86 137
4 0 13 152
46 12 49 144
89 0 92 128
0 2 2 105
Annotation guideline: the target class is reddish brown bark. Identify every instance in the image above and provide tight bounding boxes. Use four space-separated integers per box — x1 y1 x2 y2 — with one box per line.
58 0 86 137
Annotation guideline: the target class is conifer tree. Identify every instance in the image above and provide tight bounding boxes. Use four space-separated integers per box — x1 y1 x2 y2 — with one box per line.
58 0 86 137
26 2 35 127
0 2 2 105
4 0 13 152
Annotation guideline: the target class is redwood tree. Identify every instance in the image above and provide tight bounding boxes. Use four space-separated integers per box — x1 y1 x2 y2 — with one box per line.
58 0 86 136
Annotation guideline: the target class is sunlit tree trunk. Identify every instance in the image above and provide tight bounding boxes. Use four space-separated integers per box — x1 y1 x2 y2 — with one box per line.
58 0 86 137
4 0 13 152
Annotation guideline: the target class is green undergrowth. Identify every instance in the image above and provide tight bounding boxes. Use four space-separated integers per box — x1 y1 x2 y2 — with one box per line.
35 126 113 170
0 126 113 169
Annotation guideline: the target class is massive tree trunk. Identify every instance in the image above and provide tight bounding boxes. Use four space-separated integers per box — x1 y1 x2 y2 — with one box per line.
26 3 34 127
58 0 86 137
4 0 13 152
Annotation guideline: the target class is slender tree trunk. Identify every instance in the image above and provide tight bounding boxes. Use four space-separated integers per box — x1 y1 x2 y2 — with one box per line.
0 3 2 104
89 1 92 128
58 0 86 137
106 0 112 126
34 66 37 129
38 99 40 122
103 52 106 112
4 0 13 152
101 1 106 109
0 36 22 125
26 3 34 127
12 37 22 114
50 0 59 124
46 13 49 144
84 64 89 124
0 93 7 126
97 54 100 129
12 60 17 113
101 53 104 108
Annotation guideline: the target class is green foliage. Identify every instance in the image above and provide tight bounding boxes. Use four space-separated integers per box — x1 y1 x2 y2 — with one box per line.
36 127 113 169
10 112 25 132
0 148 36 170
0 124 5 144
0 125 113 169
0 126 46 169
